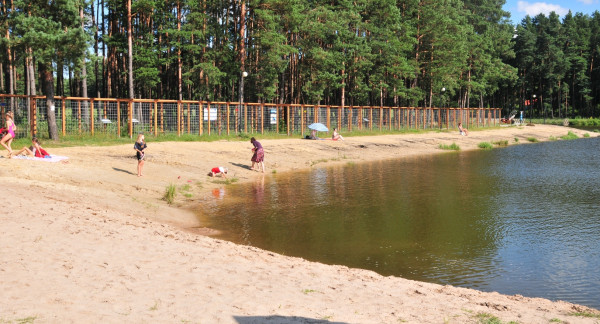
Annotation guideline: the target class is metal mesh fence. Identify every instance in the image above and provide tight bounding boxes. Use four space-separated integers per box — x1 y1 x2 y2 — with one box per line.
0 95 500 139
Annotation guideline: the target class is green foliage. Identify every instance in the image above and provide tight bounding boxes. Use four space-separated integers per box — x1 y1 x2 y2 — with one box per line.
478 142 493 149
583 133 590 138
560 131 579 140
527 137 538 142
492 140 508 146
212 178 239 185
3 0 600 119
163 184 176 205
438 142 460 150
514 137 519 143
569 311 600 319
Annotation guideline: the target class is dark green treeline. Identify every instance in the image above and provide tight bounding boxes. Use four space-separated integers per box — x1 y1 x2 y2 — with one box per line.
1 0 599 118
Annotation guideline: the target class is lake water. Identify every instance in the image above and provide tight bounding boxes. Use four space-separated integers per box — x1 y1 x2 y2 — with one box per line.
197 137 600 309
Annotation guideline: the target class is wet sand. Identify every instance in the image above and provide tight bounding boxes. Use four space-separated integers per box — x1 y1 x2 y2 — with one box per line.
1 124 599 323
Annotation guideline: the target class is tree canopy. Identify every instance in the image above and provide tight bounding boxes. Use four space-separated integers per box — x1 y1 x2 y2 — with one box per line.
1 0 599 119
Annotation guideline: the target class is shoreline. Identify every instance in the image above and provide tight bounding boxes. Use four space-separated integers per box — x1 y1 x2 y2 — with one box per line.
2 124 600 323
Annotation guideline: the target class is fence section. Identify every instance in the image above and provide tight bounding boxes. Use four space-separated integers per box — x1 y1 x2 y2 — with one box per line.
0 94 500 138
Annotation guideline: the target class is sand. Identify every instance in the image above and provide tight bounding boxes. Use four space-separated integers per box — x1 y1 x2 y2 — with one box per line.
1 124 599 323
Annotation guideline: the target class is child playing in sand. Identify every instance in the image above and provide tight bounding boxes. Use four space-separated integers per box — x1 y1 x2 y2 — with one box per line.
209 167 228 178
134 133 147 177
1 111 16 157
13 137 50 158
458 122 469 136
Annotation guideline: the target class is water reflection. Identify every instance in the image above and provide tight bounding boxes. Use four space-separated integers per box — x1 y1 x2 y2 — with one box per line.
198 138 600 309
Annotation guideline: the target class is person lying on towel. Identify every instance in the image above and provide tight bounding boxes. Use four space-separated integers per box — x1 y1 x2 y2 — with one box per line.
13 137 50 158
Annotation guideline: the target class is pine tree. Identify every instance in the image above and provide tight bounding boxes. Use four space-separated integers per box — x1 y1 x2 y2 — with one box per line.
12 0 89 140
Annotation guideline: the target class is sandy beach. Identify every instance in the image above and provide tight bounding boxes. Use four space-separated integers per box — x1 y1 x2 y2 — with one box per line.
2 124 599 323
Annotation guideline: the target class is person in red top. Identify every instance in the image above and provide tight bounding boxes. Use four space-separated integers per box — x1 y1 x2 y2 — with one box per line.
209 166 228 178
13 137 50 158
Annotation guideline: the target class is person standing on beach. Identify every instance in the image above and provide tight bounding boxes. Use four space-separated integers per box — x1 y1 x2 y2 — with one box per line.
134 133 147 177
250 137 265 173
1 111 16 158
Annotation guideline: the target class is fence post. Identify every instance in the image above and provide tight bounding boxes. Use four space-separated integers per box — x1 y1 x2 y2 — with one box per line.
226 103 230 135
127 100 132 138
116 100 121 137
154 100 158 137
326 106 330 130
286 105 290 136
31 99 37 137
301 105 305 136
61 97 66 136
90 99 95 136
207 101 211 136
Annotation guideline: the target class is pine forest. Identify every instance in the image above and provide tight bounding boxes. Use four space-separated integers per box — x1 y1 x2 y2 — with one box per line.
1 0 600 119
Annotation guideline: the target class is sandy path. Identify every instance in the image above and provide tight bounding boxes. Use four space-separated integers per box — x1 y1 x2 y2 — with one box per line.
1 124 599 323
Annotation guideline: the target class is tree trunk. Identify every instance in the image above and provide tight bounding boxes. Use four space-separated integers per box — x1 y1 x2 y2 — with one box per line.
81 5 90 124
93 0 100 97
177 1 183 101
40 63 59 140
127 0 134 99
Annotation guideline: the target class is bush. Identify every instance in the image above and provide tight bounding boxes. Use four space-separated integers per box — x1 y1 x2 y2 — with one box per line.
438 142 460 150
478 142 493 149
163 184 176 204
560 131 579 140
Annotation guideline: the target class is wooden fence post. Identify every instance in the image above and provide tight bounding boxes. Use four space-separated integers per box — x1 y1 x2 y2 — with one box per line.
90 99 95 136
127 100 132 138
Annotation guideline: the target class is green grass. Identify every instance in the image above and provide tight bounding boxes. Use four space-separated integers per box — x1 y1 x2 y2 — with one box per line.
560 131 579 140
14 126 489 149
549 135 557 141
583 133 590 138
438 142 460 151
180 184 191 192
569 311 600 319
527 137 538 142
492 140 508 147
211 177 239 185
3 316 38 324
475 313 502 324
271 169 277 174
162 184 176 205
478 142 493 149
514 137 519 143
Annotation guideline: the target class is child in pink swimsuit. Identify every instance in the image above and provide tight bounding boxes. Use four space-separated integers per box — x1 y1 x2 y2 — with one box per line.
1 111 16 157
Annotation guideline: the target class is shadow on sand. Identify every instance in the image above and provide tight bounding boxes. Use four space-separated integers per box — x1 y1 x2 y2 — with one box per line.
112 167 136 175
233 315 347 324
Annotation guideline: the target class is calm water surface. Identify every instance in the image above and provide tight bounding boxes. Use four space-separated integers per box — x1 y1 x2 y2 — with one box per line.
197 137 600 309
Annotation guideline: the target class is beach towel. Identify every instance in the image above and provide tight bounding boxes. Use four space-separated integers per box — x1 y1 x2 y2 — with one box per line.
12 155 69 163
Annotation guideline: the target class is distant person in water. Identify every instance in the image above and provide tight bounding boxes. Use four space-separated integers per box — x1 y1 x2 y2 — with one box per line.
209 167 228 178
332 128 344 141
458 122 469 136
250 137 265 173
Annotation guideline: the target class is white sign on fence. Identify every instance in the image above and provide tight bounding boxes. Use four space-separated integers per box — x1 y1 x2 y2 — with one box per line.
203 107 218 121
270 109 277 125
